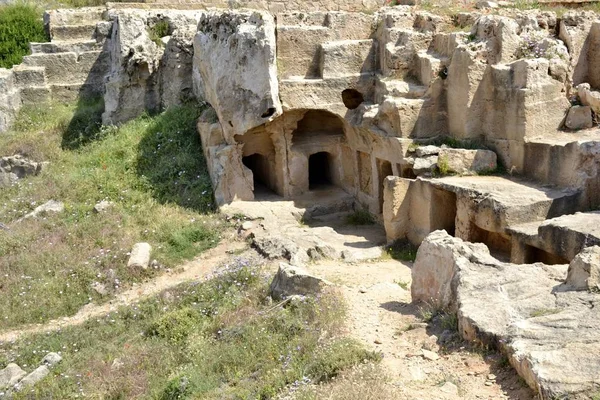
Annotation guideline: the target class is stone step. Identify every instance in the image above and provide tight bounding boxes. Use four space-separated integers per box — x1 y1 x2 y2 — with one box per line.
20 86 51 105
45 7 106 26
50 83 104 102
415 51 449 86
30 40 102 55
22 51 110 86
375 78 428 103
49 23 99 41
11 66 46 88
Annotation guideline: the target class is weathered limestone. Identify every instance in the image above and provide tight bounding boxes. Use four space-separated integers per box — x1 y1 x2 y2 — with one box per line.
0 364 26 390
20 200 64 221
412 230 600 399
566 245 600 291
127 242 152 269
565 105 594 130
437 148 497 174
269 262 331 300
103 9 202 125
193 11 281 143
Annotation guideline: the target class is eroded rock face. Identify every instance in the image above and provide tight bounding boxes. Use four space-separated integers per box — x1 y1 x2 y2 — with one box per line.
438 148 497 174
193 11 281 144
102 10 201 125
412 230 600 400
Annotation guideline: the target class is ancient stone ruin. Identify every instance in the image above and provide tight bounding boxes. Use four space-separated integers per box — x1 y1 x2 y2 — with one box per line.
1 0 600 398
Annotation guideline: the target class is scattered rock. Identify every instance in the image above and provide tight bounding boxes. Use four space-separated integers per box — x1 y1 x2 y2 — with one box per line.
269 262 331 300
0 155 45 187
127 242 152 269
41 352 62 368
421 349 439 361
91 282 108 296
93 200 113 213
15 365 49 390
440 381 459 395
565 105 593 130
241 221 254 231
252 236 308 265
487 374 496 380
0 363 26 390
476 1 498 8
374 339 383 345
20 200 64 221
566 245 600 291
485 381 493 386
412 156 438 176
577 83 600 114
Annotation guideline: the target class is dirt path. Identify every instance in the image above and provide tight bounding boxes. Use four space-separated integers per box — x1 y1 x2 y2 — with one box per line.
306 259 537 400
0 239 247 344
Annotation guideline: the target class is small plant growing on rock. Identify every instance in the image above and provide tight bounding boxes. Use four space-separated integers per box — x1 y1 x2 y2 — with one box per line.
516 31 567 60
149 20 170 46
437 155 450 176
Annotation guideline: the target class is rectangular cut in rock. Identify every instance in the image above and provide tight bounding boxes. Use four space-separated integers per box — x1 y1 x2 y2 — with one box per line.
320 39 376 79
127 242 152 269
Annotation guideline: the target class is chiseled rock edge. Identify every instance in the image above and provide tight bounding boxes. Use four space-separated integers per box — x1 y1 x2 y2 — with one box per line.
411 230 600 400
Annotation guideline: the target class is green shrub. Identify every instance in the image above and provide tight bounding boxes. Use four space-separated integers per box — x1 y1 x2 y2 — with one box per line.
0 3 47 69
149 20 170 46
345 209 375 225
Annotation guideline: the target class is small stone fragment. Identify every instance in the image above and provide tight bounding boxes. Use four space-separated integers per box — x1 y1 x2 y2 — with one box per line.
476 0 499 8
415 145 441 157
485 381 493 386
487 374 496 380
269 262 331 300
422 349 439 361
127 242 152 269
20 200 64 220
374 339 383 344
41 352 62 368
566 246 600 291
92 282 108 295
93 200 113 213
241 221 253 230
440 381 459 395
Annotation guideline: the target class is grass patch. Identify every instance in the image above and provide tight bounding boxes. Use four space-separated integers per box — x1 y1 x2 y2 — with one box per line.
383 239 418 262
530 308 561 318
148 19 170 46
0 3 47 69
345 209 375 226
0 260 380 399
0 100 220 329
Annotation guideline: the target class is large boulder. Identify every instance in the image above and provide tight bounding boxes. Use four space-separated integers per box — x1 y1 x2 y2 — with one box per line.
269 263 331 300
412 230 600 400
193 11 282 143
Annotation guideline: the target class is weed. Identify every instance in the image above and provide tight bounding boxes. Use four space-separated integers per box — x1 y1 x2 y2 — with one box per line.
395 280 409 290
384 239 418 262
396 323 416 334
437 154 450 176
148 19 170 46
439 312 458 332
407 142 420 153
345 209 375 225
0 3 47 68
419 306 435 323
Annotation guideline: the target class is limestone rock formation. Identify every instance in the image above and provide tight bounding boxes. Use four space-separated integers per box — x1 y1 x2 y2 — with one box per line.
103 9 201 125
412 230 600 399
269 262 331 300
193 11 282 143
0 155 46 187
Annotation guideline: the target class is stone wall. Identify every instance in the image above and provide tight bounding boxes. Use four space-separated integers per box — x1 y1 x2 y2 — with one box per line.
129 0 384 12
